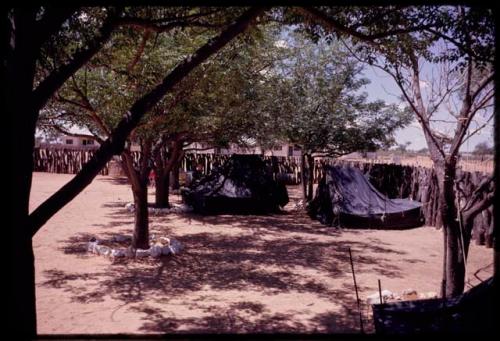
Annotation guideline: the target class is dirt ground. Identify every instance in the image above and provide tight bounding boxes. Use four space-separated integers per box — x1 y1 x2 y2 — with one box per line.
30 172 493 334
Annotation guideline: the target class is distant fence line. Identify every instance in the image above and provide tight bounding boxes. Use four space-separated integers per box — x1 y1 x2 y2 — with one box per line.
342 155 493 174
33 147 109 175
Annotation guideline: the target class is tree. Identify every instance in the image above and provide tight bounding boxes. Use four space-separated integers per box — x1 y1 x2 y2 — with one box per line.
255 30 411 201
6 7 264 336
395 141 412 153
314 6 494 297
416 147 429 155
39 21 226 248
472 142 494 155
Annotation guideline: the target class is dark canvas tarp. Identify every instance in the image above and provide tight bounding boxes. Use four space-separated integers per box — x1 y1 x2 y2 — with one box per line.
308 165 423 229
182 154 289 214
372 277 495 334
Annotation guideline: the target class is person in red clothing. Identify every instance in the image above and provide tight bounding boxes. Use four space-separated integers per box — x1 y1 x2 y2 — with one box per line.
148 169 156 187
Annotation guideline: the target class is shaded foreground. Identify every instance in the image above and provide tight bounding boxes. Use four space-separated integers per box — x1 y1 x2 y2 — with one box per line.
31 173 492 334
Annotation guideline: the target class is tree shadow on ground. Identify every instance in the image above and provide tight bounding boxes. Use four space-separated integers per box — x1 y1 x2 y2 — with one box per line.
44 226 411 333
98 177 130 186
43 183 422 334
128 302 365 333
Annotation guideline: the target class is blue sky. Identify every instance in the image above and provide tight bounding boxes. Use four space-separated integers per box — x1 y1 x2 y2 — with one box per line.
361 66 494 152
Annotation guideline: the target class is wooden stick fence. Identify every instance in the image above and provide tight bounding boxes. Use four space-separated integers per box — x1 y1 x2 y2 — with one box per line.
33 147 109 175
33 148 493 246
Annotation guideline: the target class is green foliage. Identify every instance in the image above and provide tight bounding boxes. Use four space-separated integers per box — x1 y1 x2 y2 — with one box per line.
252 29 412 156
39 9 276 149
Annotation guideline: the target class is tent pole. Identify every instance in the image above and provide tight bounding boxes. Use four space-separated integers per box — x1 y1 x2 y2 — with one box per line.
349 247 364 333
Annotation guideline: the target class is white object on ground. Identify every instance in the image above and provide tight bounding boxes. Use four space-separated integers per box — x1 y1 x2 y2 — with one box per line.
111 249 127 258
125 202 135 212
150 244 163 258
418 291 438 299
87 241 98 253
95 245 111 256
148 204 193 215
136 248 150 258
402 288 418 300
366 290 394 305
159 237 170 245
168 238 183 254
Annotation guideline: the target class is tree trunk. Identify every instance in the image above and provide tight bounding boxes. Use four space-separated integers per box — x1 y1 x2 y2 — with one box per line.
155 170 170 208
122 148 150 249
132 186 149 249
306 154 314 202
7 10 39 337
437 162 466 297
10 122 38 337
301 153 308 201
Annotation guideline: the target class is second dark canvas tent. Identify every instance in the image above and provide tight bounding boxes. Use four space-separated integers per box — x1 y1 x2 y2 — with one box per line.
308 165 423 229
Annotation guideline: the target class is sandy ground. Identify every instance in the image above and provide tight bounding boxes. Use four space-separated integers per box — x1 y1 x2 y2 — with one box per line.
30 172 493 334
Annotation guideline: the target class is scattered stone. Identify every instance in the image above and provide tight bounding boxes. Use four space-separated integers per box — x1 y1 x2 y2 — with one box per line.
159 237 170 245
150 244 163 258
136 248 150 258
95 245 111 256
368 288 439 303
418 291 438 299
402 289 418 300
172 204 193 213
426 291 438 299
87 234 181 260
110 249 127 258
124 247 135 258
161 245 171 255
87 241 98 253
169 238 183 254
367 290 394 305
366 293 383 305
147 204 193 215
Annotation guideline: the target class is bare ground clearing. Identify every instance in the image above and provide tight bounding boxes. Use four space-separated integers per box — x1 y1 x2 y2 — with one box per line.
31 172 493 334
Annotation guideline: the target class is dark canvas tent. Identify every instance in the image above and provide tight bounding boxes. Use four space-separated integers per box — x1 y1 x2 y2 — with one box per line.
308 165 423 229
372 277 495 334
182 154 289 214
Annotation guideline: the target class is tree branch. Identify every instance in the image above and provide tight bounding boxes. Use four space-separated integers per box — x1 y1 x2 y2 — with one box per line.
127 30 151 73
296 7 430 46
32 9 121 111
425 27 494 64
116 17 225 33
463 192 494 230
463 176 494 212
